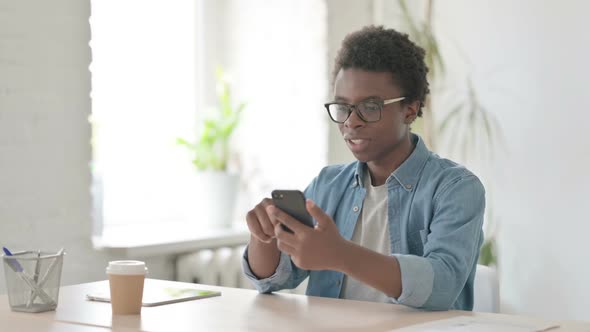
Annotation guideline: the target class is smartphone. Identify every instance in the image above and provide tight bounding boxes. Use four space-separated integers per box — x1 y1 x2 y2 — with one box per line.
271 190 314 233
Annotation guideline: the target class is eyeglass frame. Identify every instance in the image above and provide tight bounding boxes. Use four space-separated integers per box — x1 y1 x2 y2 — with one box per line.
324 96 406 124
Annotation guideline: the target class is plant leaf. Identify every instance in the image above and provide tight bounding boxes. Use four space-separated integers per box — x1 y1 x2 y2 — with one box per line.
399 0 421 41
176 137 196 150
438 103 464 137
184 66 246 171
479 239 497 266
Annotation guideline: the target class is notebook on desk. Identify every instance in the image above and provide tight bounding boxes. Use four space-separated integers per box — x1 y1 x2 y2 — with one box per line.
86 286 221 307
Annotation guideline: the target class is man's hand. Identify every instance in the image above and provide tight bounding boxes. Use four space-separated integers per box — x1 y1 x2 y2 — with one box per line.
267 199 347 271
246 198 277 244
246 198 281 279
267 198 402 298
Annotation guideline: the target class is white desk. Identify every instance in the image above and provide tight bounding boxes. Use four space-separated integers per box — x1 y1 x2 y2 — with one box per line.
0 311 111 331
1 279 589 331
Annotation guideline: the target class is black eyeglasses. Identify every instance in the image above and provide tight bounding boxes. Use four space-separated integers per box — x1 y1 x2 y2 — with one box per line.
324 97 406 124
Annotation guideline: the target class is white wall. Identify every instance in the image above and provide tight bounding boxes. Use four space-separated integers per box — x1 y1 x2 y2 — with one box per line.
328 0 590 321
432 0 590 321
326 0 374 165
0 0 174 294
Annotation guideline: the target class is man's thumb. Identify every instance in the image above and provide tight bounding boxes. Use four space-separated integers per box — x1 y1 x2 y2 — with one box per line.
306 199 330 228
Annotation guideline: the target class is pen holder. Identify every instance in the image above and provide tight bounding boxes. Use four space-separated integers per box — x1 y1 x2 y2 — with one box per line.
2 250 65 313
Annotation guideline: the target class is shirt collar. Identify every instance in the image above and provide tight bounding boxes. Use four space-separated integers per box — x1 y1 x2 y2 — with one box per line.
354 134 431 191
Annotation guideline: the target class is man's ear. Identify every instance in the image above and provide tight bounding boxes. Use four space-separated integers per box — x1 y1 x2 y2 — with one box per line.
404 100 420 124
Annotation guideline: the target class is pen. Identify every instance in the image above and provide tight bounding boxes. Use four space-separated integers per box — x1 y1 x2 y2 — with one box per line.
30 248 64 304
27 250 41 307
34 250 41 282
36 248 64 288
2 247 23 272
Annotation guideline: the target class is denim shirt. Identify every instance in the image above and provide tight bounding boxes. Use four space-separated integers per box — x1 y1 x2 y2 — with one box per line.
242 134 485 311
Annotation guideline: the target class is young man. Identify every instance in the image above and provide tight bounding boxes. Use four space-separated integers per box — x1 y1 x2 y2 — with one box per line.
241 26 485 311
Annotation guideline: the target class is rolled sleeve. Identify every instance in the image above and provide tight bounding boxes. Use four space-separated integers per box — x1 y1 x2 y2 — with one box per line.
240 176 317 294
241 245 296 293
393 174 485 310
391 254 434 307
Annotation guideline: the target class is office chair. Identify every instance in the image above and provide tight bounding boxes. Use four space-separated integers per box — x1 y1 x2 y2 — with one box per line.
473 264 500 313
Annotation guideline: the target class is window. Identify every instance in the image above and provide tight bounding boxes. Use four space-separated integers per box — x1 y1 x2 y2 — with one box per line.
90 0 198 234
90 0 327 238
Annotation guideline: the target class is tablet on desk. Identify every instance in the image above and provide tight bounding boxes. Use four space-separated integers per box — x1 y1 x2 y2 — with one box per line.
86 286 221 307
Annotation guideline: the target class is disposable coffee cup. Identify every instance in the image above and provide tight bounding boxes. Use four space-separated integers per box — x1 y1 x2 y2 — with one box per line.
106 261 148 315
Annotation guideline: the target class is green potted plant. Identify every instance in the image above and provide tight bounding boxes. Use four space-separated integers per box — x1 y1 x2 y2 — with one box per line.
177 67 245 228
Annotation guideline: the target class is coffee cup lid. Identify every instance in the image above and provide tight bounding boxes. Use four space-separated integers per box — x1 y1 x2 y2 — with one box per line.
106 260 148 275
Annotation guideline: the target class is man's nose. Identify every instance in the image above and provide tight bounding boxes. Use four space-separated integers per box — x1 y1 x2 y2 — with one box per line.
344 108 365 129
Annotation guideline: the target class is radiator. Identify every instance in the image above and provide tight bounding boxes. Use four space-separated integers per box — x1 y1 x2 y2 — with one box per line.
175 245 307 294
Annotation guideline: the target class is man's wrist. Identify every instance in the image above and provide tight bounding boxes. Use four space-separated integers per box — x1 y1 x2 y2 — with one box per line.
249 235 277 248
332 239 355 273
247 235 281 280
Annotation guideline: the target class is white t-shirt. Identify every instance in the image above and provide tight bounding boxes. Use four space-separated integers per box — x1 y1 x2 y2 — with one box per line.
339 170 392 303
